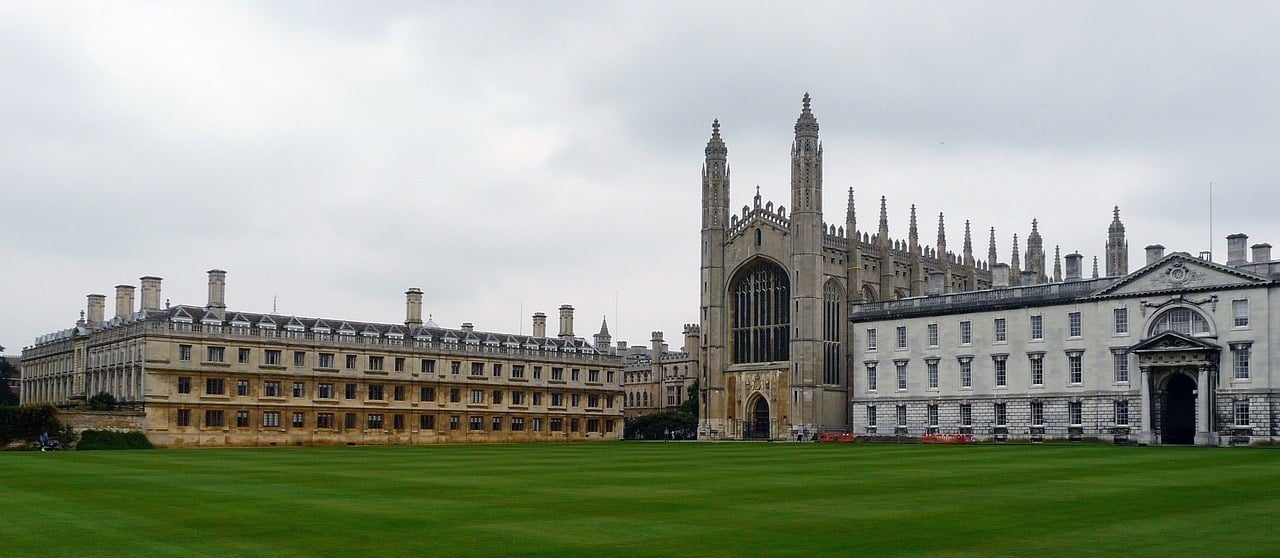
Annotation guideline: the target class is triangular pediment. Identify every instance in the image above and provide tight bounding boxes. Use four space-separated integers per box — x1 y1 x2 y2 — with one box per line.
1094 252 1269 298
1130 330 1219 353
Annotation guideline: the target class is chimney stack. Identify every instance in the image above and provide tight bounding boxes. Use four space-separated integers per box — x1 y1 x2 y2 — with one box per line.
1227 234 1249 266
405 288 423 328
651 331 665 358
87 294 106 327
1020 270 1037 285
461 322 474 332
1144 245 1165 266
683 324 701 356
114 284 135 318
926 271 944 296
558 305 574 339
206 269 227 319
532 312 547 337
139 276 163 311
992 263 1010 288
1064 252 1083 281
1251 243 1272 263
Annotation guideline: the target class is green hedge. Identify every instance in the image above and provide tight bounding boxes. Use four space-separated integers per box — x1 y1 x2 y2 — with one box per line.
0 404 66 445
76 430 154 450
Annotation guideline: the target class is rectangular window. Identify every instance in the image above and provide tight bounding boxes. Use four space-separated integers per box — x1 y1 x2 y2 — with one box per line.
177 377 192 394
1068 312 1082 337
470 416 483 430
393 385 406 401
570 419 580 432
493 390 503 405
994 356 1007 387
420 386 436 402
346 355 358 370
927 404 938 426
994 318 1007 342
960 404 972 426
450 388 461 403
1031 402 1044 426
571 394 581 407
492 416 502 431
866 363 877 392
927 324 939 347
511 391 525 405
1233 299 1249 327
960 360 972 388
392 414 405 430
866 405 877 427
369 356 384 371
1114 401 1129 426
450 361 461 375
293 351 306 367
421 359 436 374
588 369 600 383
344 413 357 430
571 369 581 382
927 361 939 389
587 394 600 408
449 415 460 430
237 379 250 396
1233 345 1251 380
292 382 306 398
344 383 357 399
317 413 334 429
178 344 192 361
896 326 907 349
263 381 280 397
204 409 224 427
1069 354 1082 384
1068 401 1083 426
895 362 907 391
394 357 405 372
293 412 305 428
608 371 616 383
511 417 524 431
895 405 907 427
866 328 878 351
238 348 251 364
470 389 485 404
533 392 543 406
1113 308 1128 334
367 414 384 430
532 366 543 379
959 321 972 345
1030 356 1044 386
551 367 564 381
419 415 435 430
319 353 335 368
236 410 249 427
493 364 503 377
206 378 226 395
512 365 525 379
1030 315 1043 340
317 383 334 399
532 417 543 431
1234 401 1250 427
264 349 282 366
551 393 564 407
367 384 384 400
207 346 224 363
550 418 563 432
994 403 1007 426
470 362 484 376
1113 352 1130 383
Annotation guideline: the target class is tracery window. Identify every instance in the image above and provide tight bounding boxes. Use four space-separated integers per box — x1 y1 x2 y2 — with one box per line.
731 261 790 363
822 280 843 384
1149 307 1210 336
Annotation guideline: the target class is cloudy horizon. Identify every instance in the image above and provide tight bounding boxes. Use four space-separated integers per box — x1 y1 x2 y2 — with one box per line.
4 1 1278 352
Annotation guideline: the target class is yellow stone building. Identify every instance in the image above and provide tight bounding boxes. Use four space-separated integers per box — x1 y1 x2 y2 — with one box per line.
21 270 624 446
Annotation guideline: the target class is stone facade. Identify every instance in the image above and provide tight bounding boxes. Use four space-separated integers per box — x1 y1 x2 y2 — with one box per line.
619 325 700 419
22 271 624 447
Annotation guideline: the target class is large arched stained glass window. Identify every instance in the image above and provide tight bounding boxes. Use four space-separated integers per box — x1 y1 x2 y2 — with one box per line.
1149 307 1210 336
823 280 843 385
731 261 790 363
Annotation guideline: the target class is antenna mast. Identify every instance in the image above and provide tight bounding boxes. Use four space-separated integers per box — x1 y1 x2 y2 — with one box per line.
1209 182 1214 261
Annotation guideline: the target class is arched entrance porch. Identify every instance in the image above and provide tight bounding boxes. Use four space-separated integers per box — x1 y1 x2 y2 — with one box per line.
745 395 771 439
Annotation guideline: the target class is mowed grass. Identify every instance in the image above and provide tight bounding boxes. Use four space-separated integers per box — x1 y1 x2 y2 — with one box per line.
2 443 1278 557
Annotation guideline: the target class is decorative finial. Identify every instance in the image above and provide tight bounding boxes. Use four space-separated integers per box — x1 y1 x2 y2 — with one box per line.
879 196 888 230
803 92 811 112
1092 256 1100 278
712 119 720 138
1113 205 1120 220
1031 218 1039 233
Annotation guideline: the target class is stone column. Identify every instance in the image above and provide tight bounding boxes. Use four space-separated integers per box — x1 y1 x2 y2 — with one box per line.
1195 365 1213 446
1139 366 1153 444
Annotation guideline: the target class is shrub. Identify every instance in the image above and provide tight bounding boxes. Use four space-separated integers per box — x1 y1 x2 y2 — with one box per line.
87 392 116 411
0 404 66 445
624 410 696 440
76 430 154 450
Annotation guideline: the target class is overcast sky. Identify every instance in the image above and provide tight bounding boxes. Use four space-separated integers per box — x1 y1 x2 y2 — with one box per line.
4 1 1279 353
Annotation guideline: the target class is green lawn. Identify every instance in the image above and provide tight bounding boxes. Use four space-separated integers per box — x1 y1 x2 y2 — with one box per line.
2 443 1278 557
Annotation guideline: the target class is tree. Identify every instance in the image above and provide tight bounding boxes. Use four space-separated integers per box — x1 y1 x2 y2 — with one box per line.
678 379 700 416
87 392 116 411
624 410 696 440
0 356 19 407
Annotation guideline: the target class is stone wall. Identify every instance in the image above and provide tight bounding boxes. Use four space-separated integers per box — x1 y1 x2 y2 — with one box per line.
58 409 146 433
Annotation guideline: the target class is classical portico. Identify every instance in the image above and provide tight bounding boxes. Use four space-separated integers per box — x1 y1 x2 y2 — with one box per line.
1131 331 1220 445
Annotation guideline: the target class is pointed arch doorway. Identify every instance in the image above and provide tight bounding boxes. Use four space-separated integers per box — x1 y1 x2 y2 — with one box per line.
746 395 771 439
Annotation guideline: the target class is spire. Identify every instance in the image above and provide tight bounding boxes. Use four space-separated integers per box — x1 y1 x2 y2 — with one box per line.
754 185 762 208
1011 234 1021 269
936 212 947 248
878 196 889 233
1053 245 1062 282
598 316 609 336
794 92 819 138
1106 205 1128 276
705 119 727 160
1108 205 1125 234
847 188 856 221
988 227 998 266
1092 256 1100 278
909 204 919 245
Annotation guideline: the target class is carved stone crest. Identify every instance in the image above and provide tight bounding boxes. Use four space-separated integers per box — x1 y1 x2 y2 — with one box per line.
1152 262 1203 288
